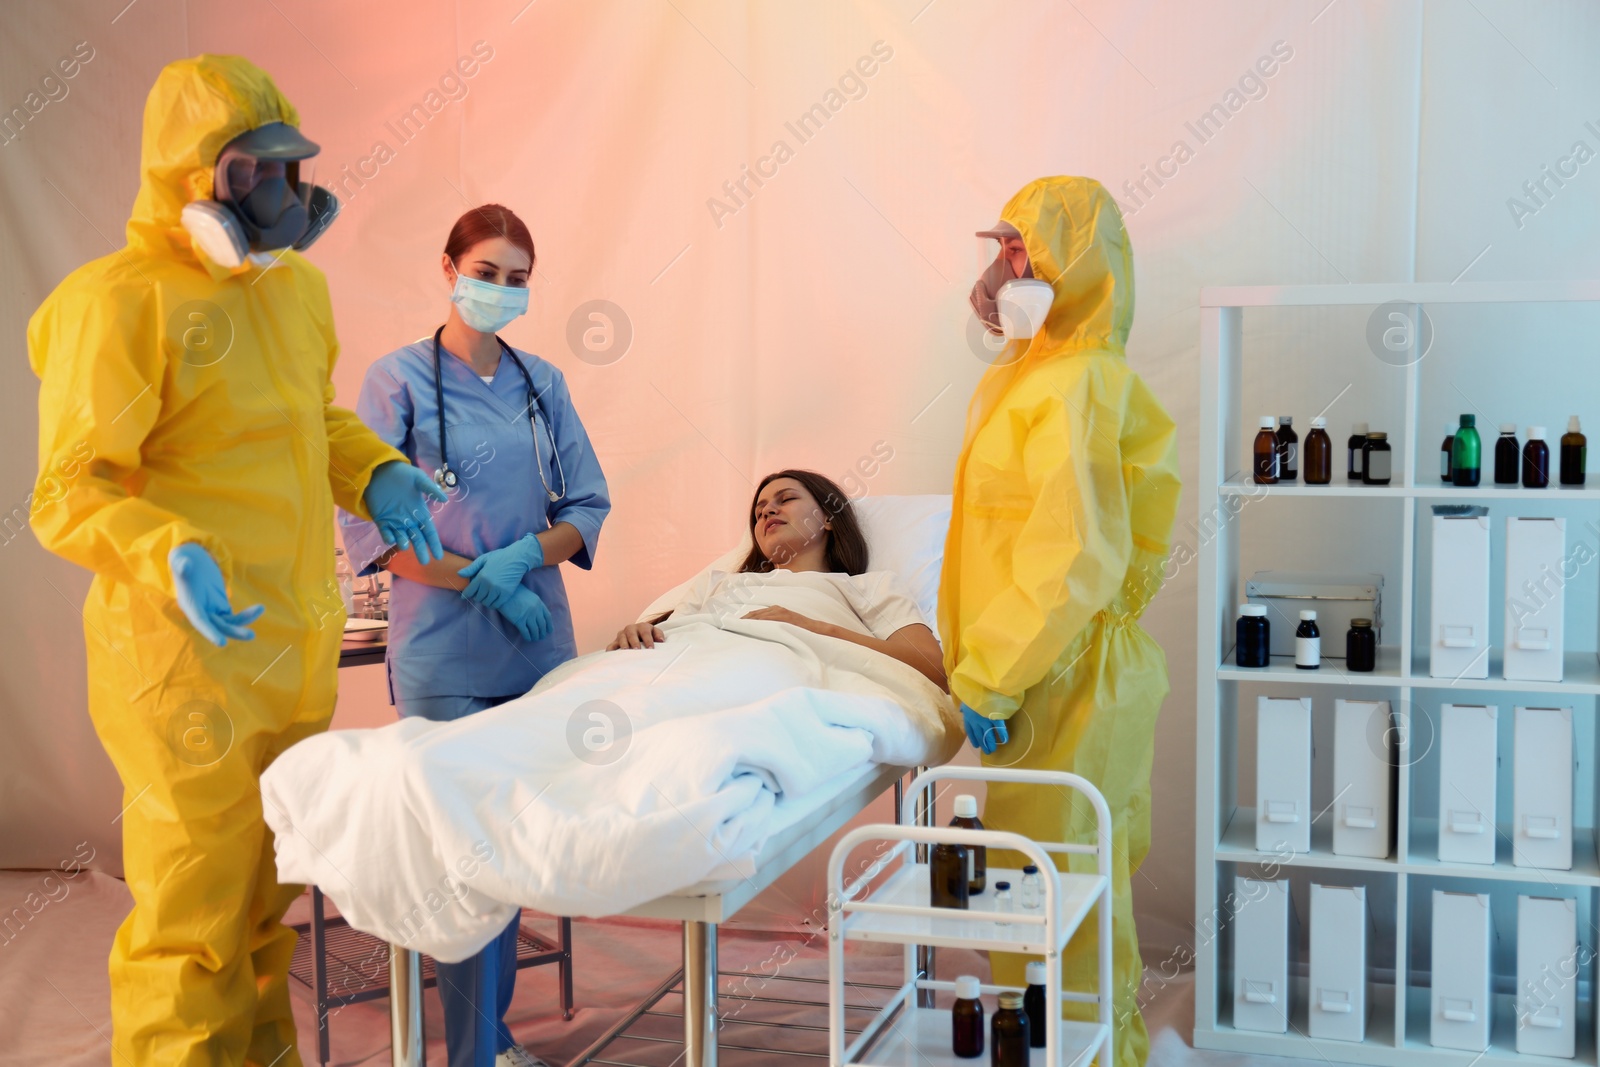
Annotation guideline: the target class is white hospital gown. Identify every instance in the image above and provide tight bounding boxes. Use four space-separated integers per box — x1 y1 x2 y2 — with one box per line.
668 568 928 641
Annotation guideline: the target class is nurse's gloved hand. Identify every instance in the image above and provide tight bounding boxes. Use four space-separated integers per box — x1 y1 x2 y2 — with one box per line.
494 586 554 643
458 534 545 610
364 461 448 565
961 703 1009 754
168 542 265 647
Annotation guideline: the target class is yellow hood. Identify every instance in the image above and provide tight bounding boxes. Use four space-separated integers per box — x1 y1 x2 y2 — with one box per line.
126 54 301 261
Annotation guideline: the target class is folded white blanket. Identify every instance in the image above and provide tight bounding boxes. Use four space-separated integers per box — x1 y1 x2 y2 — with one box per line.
262 612 960 962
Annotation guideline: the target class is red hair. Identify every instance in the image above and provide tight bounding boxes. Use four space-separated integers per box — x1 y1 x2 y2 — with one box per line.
444 204 535 268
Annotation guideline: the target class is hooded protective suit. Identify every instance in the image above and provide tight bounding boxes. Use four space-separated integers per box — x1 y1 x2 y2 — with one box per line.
29 56 404 1067
938 177 1180 1067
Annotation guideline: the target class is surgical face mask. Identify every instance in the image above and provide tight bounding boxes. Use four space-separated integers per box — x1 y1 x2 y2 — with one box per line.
450 272 529 334
969 251 1037 337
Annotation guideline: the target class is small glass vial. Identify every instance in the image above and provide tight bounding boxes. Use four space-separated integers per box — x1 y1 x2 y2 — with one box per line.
1276 416 1299 483
931 841 970 909
950 795 986 895
991 881 1013 927
1440 423 1455 483
991 991 1030 1067
1019 864 1043 910
1347 421 1369 481
1295 610 1321 670
1346 618 1376 672
1303 417 1332 485
1362 432 1392 485
952 975 985 1059
1253 416 1279 484
1524 427 1551 489
1494 424 1520 484
1023 961 1049 1049
1560 416 1586 486
1451 413 1481 487
1236 605 1270 668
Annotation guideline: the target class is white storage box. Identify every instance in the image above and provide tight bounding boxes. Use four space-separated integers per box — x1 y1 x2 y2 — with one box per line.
1232 876 1294 1034
1504 517 1565 682
1430 890 1493 1052
1308 883 1368 1042
1256 696 1312 854
1514 706 1574 870
1517 895 1577 1058
1245 571 1383 659
1430 511 1491 679
1332 700 1394 858
1437 704 1498 865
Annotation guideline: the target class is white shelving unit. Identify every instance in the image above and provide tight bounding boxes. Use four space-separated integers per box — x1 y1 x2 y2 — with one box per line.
827 767 1114 1067
1195 281 1600 1066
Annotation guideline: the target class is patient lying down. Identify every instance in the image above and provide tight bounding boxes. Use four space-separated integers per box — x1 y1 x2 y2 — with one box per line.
609 469 948 692
262 471 960 959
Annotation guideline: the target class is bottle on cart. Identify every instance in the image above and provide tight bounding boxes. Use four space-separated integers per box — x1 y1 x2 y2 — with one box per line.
930 840 970 909
1236 605 1270 667
950 795 986 895
952 975 985 1059
1524 427 1551 489
991 991 1031 1067
1560 416 1587 485
1440 424 1455 483
1494 424 1520 484
1023 961 1049 1049
991 881 1013 927
1276 416 1299 483
1362 432 1392 485
1347 421 1369 481
1253 417 1279 484
1019 864 1043 910
1451 414 1481 487
1303 417 1332 485
1295 610 1321 670
1346 619 1376 673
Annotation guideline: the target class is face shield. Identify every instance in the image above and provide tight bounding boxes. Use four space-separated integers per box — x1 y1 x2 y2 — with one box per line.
181 121 340 268
969 222 1052 341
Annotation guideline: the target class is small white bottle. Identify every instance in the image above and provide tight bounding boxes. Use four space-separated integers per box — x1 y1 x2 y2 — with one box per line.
1295 610 1321 670
991 880 1013 929
1019 865 1043 910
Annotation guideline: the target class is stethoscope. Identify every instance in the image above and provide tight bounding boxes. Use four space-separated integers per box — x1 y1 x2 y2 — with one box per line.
431 325 567 502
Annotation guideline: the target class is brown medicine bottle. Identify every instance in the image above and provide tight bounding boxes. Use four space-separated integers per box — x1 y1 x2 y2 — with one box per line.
930 841 970 909
1303 417 1332 485
949 795 986 894
952 975 985 1058
1253 416 1279 484
991 991 1030 1067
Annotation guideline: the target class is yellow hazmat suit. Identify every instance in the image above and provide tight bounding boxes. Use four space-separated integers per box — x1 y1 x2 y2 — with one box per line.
29 56 404 1067
938 177 1181 1067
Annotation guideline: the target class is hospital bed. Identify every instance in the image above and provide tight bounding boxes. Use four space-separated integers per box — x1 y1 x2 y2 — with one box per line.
372 494 958 1066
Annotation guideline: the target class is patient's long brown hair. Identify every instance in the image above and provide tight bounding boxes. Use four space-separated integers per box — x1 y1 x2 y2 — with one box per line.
738 470 868 575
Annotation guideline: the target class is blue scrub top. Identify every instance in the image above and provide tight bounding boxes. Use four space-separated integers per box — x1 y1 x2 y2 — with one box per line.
339 337 610 703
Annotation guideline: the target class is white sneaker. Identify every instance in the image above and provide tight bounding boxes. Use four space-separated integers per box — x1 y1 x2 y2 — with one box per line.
496 1046 551 1067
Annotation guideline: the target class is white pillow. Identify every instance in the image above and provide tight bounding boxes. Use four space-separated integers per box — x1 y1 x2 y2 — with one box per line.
639 494 953 629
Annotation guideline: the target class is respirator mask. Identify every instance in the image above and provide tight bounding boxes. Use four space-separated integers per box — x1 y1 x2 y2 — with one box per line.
970 222 1053 341
181 122 340 269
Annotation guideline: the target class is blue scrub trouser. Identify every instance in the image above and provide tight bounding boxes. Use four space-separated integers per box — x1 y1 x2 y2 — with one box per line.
396 693 523 1067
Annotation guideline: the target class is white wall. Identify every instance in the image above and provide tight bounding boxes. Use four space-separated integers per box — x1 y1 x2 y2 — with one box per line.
3 0 1598 962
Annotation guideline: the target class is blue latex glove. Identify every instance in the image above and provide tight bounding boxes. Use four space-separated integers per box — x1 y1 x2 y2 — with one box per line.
168 543 264 647
364 461 448 565
458 533 545 611
494 586 554 642
961 703 1009 754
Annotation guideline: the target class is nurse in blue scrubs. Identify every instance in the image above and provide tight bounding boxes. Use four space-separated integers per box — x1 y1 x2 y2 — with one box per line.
340 204 609 1067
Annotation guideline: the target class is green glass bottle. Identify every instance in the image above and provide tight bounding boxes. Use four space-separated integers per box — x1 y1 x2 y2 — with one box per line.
1451 413 1481 487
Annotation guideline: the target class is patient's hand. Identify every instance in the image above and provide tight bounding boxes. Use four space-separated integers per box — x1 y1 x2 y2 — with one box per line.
742 606 821 632
608 621 666 650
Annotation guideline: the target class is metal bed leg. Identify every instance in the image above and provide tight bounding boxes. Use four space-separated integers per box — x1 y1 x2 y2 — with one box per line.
559 916 575 1021
683 921 718 1067
311 887 331 1067
913 765 936 1008
389 945 426 1067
